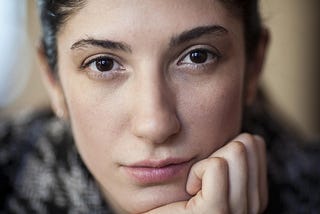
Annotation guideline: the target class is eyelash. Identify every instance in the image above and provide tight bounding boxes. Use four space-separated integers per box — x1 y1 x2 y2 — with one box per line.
80 55 124 79
177 47 221 70
79 46 221 80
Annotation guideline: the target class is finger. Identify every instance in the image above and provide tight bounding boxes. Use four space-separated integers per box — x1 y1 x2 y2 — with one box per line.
143 201 189 214
211 140 248 214
234 133 260 214
255 135 268 213
186 157 229 212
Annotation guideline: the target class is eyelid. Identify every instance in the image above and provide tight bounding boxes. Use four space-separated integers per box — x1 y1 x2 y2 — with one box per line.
77 53 128 81
80 53 123 69
177 45 222 65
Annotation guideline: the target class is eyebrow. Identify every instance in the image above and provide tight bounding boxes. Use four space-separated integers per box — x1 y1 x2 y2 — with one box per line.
71 38 132 52
169 25 228 47
70 25 228 52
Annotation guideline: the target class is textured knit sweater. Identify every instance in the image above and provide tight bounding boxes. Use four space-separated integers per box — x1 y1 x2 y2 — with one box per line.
1 106 319 214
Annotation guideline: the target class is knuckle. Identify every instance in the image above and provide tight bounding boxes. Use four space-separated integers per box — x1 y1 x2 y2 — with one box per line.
253 134 264 143
239 132 254 143
254 135 266 150
238 133 262 153
235 133 257 150
208 157 228 172
229 141 247 156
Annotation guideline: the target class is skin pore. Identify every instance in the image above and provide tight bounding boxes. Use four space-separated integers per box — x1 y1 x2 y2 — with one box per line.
39 0 268 213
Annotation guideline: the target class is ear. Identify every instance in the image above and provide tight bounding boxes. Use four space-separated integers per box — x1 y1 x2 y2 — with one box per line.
37 44 68 119
245 28 270 106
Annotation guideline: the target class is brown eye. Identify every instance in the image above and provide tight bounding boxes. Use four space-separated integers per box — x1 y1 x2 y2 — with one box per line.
189 50 208 64
95 57 114 72
179 48 217 66
85 56 122 73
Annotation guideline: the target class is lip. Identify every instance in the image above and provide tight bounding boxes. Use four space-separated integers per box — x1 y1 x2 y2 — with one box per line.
121 158 193 185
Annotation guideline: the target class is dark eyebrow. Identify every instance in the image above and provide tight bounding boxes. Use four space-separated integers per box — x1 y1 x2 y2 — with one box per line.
70 38 132 53
170 25 228 47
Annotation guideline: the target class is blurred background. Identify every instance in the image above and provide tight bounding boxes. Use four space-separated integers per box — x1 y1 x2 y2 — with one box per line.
0 0 319 142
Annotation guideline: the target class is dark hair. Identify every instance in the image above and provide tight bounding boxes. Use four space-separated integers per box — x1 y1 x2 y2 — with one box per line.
38 0 86 73
38 0 262 74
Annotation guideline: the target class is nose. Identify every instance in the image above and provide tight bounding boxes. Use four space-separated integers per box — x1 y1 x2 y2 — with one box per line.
131 72 180 144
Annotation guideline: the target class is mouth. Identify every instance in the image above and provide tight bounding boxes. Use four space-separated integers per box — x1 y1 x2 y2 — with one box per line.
121 158 194 185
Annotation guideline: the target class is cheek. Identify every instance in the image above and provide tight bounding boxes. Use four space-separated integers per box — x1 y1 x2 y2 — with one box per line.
62 81 138 212
179 72 244 157
60 76 128 183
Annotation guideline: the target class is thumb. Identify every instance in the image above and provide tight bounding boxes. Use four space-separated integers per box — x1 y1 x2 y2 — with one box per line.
186 162 203 196
185 157 229 211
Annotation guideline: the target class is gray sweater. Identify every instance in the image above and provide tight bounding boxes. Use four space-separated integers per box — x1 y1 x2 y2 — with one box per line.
1 107 319 213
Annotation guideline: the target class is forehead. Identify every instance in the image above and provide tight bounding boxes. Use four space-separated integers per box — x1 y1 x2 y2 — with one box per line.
58 0 243 48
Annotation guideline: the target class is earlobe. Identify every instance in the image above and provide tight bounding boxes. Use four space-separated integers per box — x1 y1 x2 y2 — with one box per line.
37 44 68 119
245 28 270 106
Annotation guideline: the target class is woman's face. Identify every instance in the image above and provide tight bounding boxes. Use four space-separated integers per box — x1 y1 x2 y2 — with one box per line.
53 0 250 213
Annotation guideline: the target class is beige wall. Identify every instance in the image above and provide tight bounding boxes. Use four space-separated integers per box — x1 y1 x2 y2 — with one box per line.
1 1 319 140
261 0 319 140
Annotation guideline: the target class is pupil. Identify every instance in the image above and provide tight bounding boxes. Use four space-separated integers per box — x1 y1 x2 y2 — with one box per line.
96 58 113 72
190 50 207 64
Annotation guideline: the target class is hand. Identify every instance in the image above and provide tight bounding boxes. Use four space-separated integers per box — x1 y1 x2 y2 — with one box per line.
144 133 268 214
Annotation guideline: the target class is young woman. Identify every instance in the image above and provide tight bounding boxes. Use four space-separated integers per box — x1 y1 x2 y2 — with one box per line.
1 0 319 213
